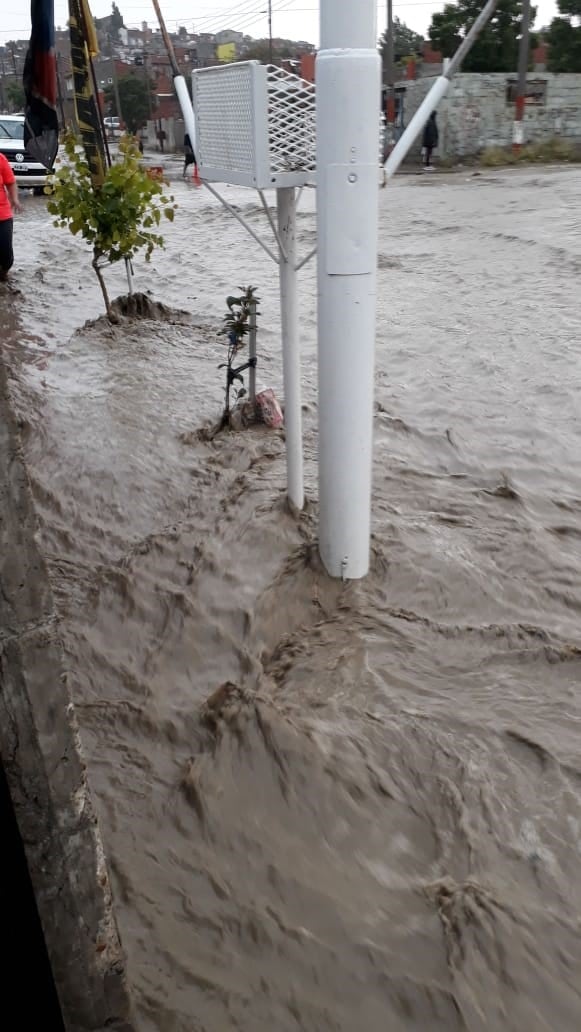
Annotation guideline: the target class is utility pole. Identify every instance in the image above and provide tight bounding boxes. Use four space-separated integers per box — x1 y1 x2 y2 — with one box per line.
385 0 396 155
513 0 531 153
268 0 273 64
142 48 154 119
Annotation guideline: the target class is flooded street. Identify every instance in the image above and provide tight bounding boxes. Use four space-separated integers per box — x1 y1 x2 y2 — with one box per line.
3 164 581 1030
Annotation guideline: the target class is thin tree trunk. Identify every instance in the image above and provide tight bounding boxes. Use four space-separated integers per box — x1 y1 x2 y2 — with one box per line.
92 255 118 323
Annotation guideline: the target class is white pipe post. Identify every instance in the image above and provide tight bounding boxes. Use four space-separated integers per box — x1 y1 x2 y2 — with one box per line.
317 0 380 579
277 186 304 512
173 74 196 153
248 298 257 406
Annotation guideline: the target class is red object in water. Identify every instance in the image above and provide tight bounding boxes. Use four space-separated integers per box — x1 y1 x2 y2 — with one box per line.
386 94 396 124
146 165 164 181
193 163 201 187
256 389 284 429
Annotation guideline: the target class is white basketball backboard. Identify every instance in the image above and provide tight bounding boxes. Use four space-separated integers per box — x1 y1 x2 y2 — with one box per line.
192 61 316 190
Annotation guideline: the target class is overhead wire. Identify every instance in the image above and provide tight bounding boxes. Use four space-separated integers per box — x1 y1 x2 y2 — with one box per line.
200 0 301 36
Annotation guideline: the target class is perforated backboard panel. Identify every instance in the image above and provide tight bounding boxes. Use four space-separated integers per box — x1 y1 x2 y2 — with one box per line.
193 61 316 189
193 63 261 186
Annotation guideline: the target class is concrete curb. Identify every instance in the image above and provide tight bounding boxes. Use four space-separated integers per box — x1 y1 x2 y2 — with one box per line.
0 357 137 1032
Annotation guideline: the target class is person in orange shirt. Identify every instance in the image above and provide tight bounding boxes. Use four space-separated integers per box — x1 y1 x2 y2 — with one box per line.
0 153 23 282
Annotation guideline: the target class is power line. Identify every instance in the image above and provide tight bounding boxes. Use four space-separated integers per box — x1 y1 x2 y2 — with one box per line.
194 0 271 28
198 0 300 34
196 0 299 37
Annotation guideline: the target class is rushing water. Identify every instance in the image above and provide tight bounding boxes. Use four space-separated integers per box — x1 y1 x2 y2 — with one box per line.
3 163 581 1030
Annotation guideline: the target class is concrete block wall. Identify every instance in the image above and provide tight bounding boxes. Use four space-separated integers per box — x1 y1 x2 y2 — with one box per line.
397 73 581 162
145 116 186 152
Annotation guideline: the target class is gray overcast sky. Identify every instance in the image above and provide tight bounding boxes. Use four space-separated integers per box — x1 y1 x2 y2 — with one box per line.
0 0 559 46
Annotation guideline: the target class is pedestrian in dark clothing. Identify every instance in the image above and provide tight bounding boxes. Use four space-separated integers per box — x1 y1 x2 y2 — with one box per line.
183 133 196 178
0 153 22 282
422 111 438 169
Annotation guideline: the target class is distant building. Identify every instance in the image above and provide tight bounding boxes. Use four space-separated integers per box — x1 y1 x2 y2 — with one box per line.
215 30 243 47
217 43 237 63
0 22 317 128
197 34 217 67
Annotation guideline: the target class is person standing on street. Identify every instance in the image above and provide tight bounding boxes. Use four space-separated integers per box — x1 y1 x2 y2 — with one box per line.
422 111 439 170
0 153 22 282
183 133 196 178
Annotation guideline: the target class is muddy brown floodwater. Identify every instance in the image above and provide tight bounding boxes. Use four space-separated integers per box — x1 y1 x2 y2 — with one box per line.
2 164 581 1031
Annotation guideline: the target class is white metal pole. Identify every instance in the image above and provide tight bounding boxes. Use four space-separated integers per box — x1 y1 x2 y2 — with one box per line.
277 186 304 512
173 74 196 153
317 0 380 579
249 298 257 406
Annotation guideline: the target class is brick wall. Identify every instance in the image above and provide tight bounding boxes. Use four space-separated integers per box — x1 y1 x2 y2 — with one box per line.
397 73 581 162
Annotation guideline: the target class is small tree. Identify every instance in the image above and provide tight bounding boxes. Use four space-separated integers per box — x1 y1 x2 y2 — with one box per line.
96 1 124 40
546 1 581 71
47 133 176 321
6 81 25 111
218 287 259 424
110 1 124 36
105 76 155 132
378 18 423 69
242 41 274 63
429 0 538 72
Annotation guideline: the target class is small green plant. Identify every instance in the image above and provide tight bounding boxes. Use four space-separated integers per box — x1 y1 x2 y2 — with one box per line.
480 137 579 168
521 137 577 163
47 132 177 321
6 81 25 111
481 146 518 167
218 286 260 425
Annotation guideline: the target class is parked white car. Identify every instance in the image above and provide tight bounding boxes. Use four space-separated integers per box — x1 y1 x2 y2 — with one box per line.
103 116 121 136
0 114 53 192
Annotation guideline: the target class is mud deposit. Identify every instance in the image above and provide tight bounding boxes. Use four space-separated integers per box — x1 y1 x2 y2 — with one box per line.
2 166 581 1030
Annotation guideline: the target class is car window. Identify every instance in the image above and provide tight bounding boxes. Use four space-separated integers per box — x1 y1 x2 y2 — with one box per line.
0 119 24 140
